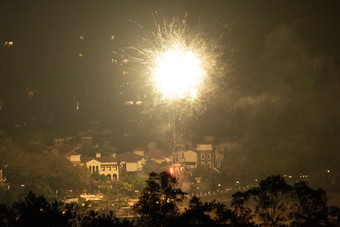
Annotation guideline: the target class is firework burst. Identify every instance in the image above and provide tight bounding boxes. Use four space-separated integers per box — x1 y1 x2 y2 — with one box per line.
116 13 226 124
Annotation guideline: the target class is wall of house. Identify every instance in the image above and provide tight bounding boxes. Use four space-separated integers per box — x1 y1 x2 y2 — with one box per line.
69 155 80 162
85 160 119 181
183 150 197 163
126 162 138 172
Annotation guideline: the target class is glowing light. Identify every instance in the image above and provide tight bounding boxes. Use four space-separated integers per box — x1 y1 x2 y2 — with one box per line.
169 167 174 175
152 46 205 100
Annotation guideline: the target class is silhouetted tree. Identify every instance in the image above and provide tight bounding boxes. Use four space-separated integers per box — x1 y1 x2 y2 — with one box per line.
328 206 340 227
133 171 186 226
11 191 67 226
179 196 217 226
231 191 256 226
0 203 15 226
290 181 329 226
230 175 340 226
248 175 293 226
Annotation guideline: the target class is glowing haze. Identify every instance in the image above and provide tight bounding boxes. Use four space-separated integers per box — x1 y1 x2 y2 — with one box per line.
152 45 205 99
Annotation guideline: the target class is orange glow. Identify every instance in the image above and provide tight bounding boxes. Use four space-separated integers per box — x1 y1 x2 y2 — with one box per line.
170 167 174 175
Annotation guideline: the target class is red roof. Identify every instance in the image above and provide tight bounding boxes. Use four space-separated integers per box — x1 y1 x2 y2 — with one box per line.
117 152 144 162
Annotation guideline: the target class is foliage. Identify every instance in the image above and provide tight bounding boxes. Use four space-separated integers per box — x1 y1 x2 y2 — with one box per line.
231 191 255 225
133 171 186 226
230 175 340 226
76 142 117 157
0 143 90 203
179 196 218 226
122 172 148 196
11 191 68 226
0 191 133 227
142 160 168 175
1 174 340 226
290 181 329 226
250 175 293 226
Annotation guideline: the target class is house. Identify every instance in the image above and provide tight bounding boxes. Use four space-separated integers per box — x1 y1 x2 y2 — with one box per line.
172 149 197 171
81 153 119 181
81 136 93 145
0 165 9 189
214 139 239 169
195 143 215 168
117 152 146 173
146 149 172 164
53 137 65 146
65 150 81 165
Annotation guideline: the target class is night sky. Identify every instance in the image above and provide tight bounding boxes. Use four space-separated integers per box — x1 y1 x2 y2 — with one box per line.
1 0 340 178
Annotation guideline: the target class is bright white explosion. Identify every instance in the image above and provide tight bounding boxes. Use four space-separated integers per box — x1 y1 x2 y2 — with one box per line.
152 45 205 100
124 14 222 112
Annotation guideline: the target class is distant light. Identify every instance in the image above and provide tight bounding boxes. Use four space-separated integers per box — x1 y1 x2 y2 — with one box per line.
111 35 115 40
79 36 84 40
4 41 14 46
124 101 134 105
236 181 239 184
288 176 292 178
255 179 258 182
327 170 331 173
135 101 142 105
28 90 34 97
218 184 221 187
79 53 83 57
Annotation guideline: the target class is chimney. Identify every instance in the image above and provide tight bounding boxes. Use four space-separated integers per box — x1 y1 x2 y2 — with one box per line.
96 153 101 158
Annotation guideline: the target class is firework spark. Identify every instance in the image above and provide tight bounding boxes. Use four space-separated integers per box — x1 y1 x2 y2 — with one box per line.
120 13 224 119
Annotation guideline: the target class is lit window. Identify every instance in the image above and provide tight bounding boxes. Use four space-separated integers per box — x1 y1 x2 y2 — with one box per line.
201 153 205 160
79 36 84 40
122 71 129 75
28 90 34 97
4 41 14 46
124 101 134 105
207 153 211 160
123 59 129 63
135 101 142 105
111 58 115 63
79 53 83 57
111 35 115 40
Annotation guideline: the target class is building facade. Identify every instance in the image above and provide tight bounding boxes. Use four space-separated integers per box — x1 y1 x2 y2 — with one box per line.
195 144 215 169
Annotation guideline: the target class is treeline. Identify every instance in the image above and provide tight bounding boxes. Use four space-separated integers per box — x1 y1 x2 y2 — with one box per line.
1 172 340 226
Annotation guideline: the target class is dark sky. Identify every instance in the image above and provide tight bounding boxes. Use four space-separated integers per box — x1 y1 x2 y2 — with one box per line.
1 0 340 177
